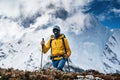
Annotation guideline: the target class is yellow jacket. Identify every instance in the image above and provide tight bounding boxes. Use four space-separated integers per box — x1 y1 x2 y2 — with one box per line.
42 34 71 60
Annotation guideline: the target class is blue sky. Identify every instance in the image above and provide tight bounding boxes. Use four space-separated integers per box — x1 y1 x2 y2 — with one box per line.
83 0 120 29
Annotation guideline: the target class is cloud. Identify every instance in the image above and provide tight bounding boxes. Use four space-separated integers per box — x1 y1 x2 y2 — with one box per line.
111 8 120 16
0 0 42 18
96 14 106 21
0 0 91 18
0 19 24 42
0 0 20 18
0 0 96 39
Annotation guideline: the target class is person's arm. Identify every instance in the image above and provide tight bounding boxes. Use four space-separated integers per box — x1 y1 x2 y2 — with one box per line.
40 39 51 53
64 38 71 58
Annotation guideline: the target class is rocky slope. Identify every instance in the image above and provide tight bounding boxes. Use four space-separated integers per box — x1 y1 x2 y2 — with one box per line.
0 0 120 74
0 68 120 80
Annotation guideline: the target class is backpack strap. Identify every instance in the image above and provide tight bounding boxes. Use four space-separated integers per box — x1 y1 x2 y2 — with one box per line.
50 39 52 54
50 35 54 53
50 39 52 47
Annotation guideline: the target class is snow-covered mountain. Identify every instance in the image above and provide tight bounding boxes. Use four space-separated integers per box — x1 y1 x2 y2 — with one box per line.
102 29 120 73
0 0 120 73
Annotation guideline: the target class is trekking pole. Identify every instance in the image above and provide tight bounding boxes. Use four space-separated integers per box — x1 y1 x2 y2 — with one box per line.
40 38 44 69
67 58 70 72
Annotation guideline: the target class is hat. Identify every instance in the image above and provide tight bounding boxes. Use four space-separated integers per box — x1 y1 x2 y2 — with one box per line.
53 25 60 31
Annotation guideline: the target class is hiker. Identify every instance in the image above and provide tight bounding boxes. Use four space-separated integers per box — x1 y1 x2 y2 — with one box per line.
40 25 71 71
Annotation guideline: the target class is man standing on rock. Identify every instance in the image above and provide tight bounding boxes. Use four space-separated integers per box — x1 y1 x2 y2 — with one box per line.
40 25 71 71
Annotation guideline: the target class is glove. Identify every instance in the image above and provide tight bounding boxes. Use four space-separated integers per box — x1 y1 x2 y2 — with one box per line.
64 54 69 59
40 39 45 46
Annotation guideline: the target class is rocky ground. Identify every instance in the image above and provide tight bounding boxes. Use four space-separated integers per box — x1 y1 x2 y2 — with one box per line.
0 68 120 80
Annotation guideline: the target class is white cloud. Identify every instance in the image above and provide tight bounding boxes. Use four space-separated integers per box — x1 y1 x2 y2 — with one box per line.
0 0 20 18
96 14 106 21
0 19 24 42
17 0 42 17
65 12 88 34
60 0 92 12
0 0 91 18
111 8 120 16
0 0 42 18
0 0 94 39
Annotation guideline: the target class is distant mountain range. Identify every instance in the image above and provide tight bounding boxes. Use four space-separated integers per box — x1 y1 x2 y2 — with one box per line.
0 0 120 73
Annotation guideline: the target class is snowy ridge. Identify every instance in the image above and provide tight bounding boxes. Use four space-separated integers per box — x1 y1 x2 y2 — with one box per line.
102 29 120 73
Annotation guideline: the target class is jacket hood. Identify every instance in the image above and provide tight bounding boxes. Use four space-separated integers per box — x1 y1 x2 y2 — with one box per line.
53 25 60 31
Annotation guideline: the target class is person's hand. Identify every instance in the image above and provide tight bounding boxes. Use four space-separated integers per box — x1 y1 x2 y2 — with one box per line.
64 54 69 59
40 39 45 46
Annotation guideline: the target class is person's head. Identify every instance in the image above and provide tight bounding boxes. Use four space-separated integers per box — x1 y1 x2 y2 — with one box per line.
53 25 60 38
